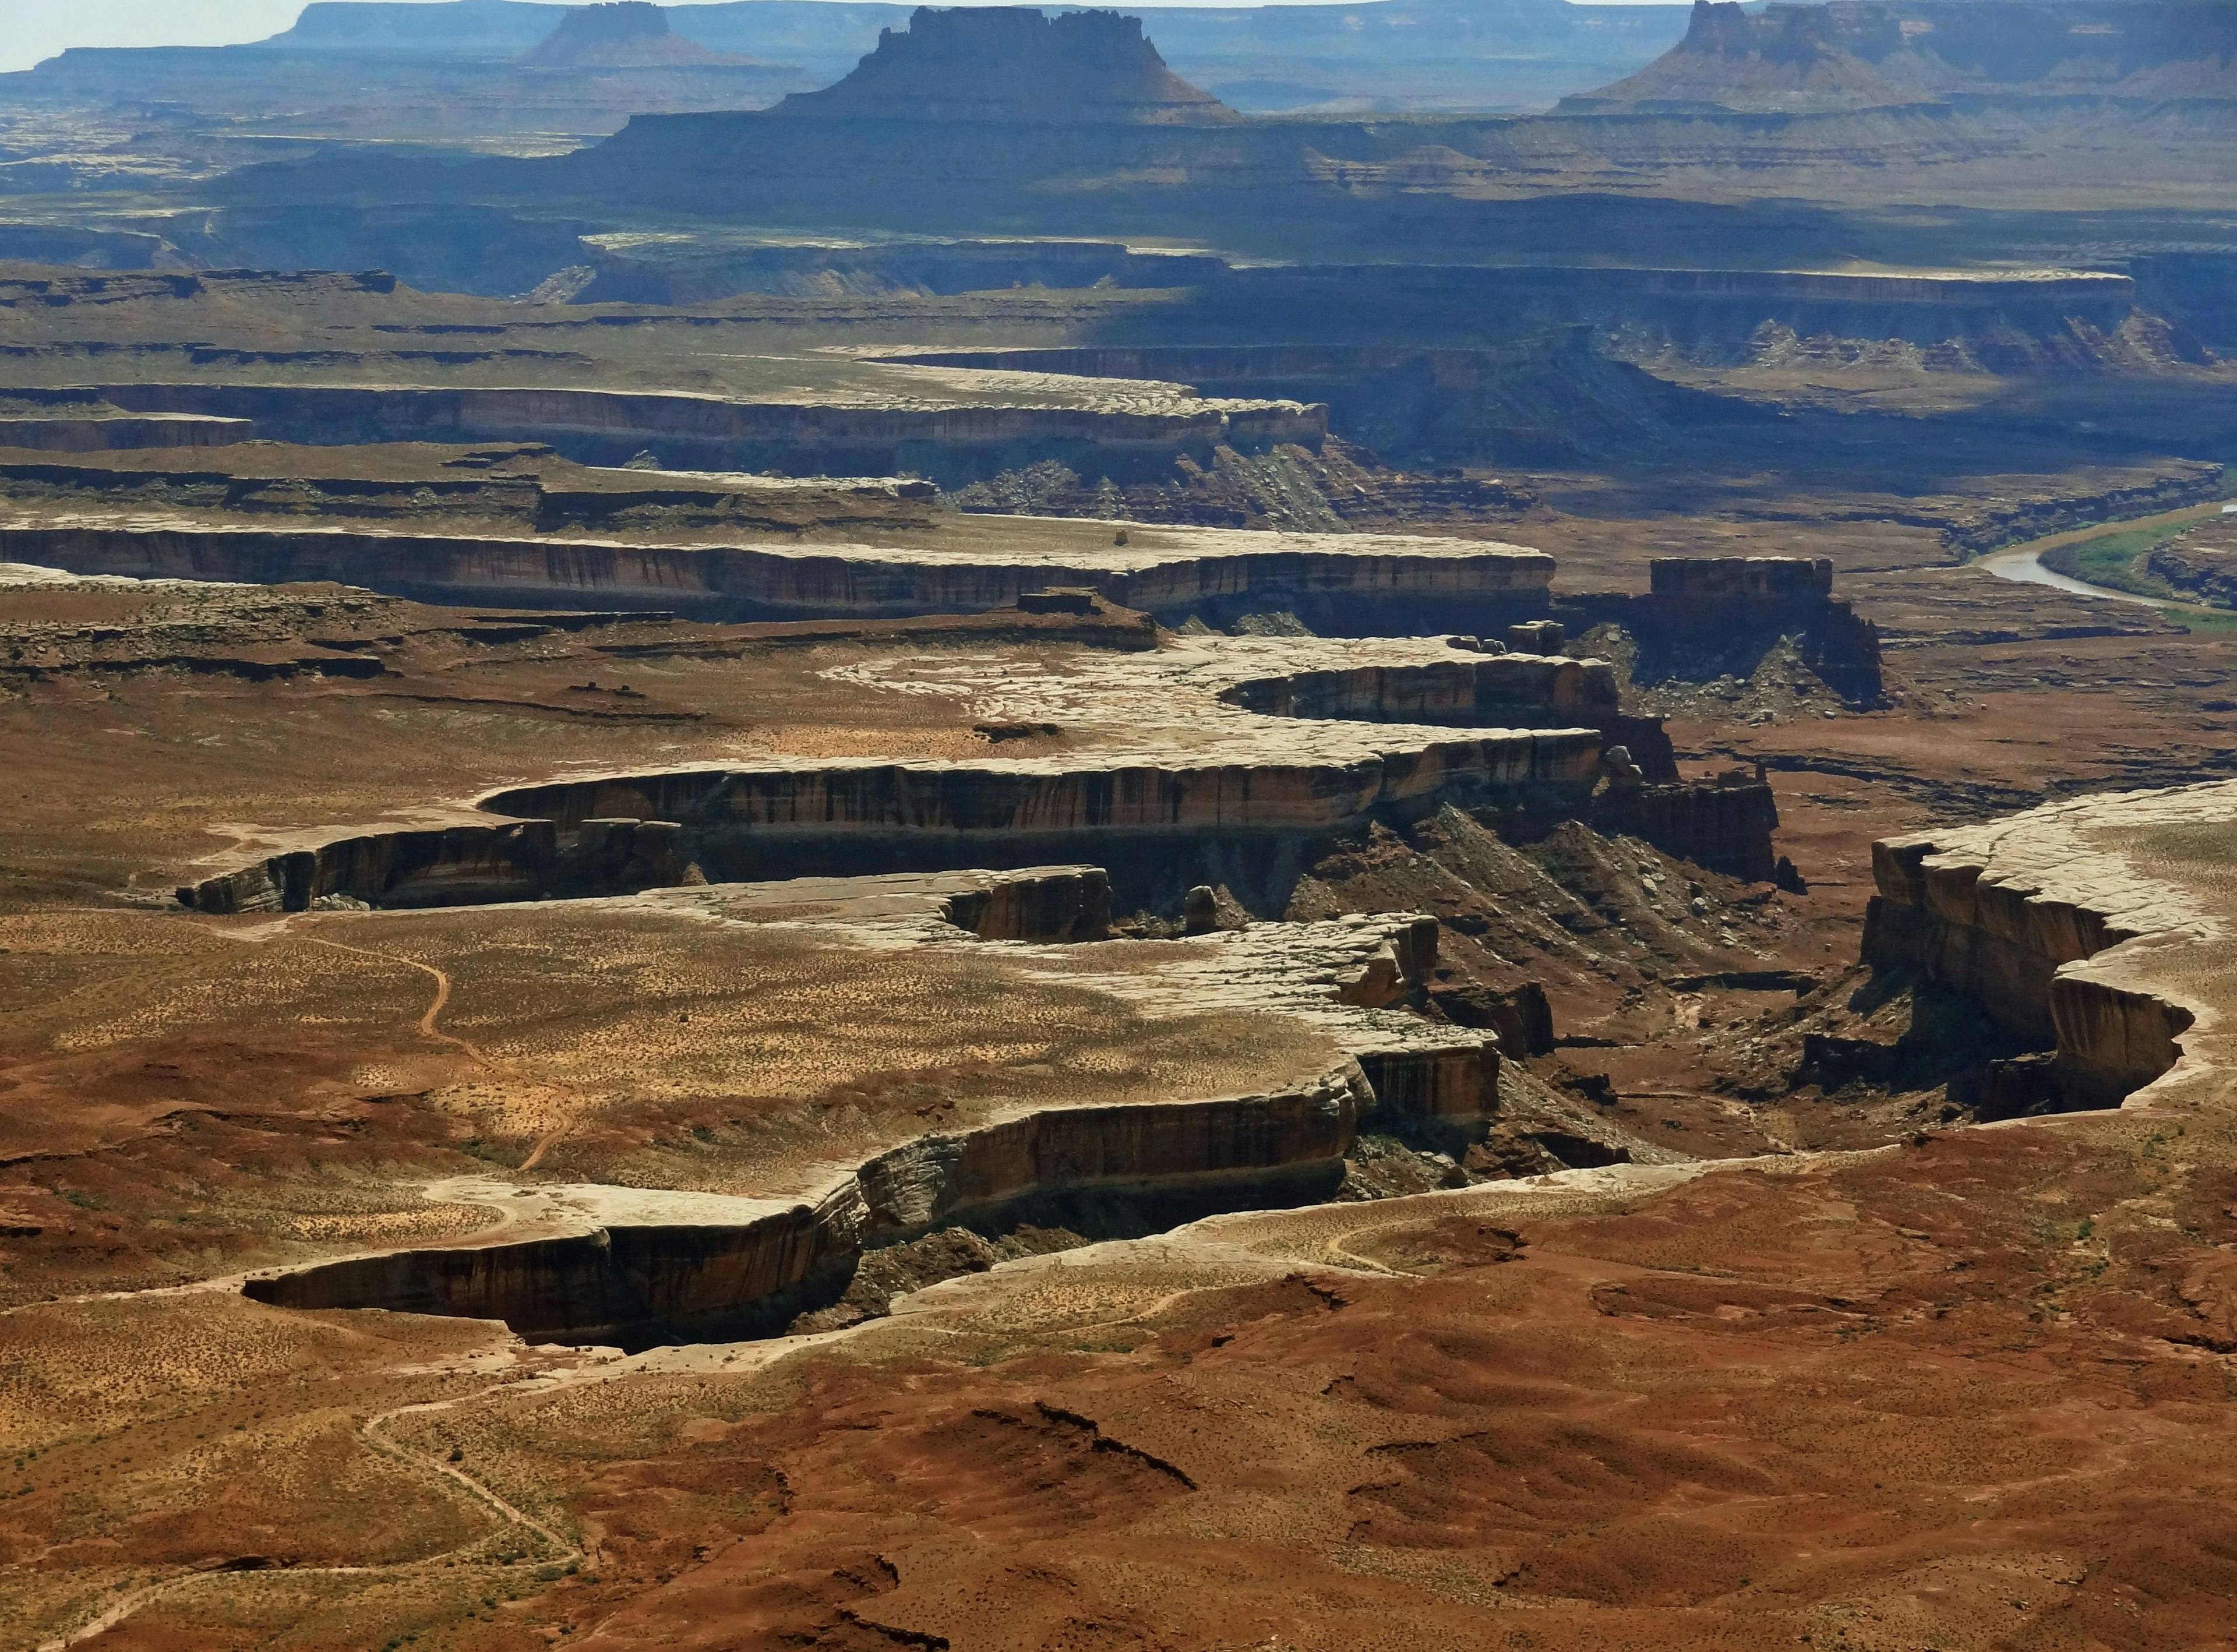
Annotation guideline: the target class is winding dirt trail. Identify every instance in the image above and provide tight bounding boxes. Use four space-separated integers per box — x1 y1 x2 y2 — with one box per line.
304 931 576 1163
304 934 480 1059
35 1375 586 1650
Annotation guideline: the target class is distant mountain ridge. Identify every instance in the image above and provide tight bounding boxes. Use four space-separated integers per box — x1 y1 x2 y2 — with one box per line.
518 0 757 66
250 0 1693 113
1566 0 2237 112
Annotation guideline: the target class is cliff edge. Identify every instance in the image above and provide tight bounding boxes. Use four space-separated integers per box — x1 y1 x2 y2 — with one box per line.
1565 0 2237 112
767 5 1241 126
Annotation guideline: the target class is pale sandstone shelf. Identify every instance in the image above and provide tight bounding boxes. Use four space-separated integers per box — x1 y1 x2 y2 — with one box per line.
65 380 1331 463
0 508 1554 626
179 636 1614 913
1866 779 2237 1105
234 872 1497 1347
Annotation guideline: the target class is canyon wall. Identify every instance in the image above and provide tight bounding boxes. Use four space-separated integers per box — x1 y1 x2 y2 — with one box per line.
243 1059 1384 1347
1862 795 2211 1107
1592 776 1782 885
2143 517 2237 611
1214 652 1679 782
900 266 2147 379
0 414 252 452
1557 555 1883 704
82 383 1326 484
179 730 1604 916
181 820 559 914
1217 653 1619 727
889 330 1738 465
0 519 1554 630
940 866 1113 943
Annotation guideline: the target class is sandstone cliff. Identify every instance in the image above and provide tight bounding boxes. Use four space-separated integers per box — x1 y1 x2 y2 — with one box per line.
4 518 1553 632
767 7 1241 127
1861 784 2234 1107
240 1063 1371 1346
2143 516 2237 611
1569 0 2237 112
517 1 753 68
77 380 1326 486
1556 555 1883 706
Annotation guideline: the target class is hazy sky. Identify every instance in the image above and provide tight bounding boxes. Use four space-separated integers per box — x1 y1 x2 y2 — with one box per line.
3 0 1673 77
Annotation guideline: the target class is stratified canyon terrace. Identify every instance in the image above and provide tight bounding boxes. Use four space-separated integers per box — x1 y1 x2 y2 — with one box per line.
2 2 2236 1649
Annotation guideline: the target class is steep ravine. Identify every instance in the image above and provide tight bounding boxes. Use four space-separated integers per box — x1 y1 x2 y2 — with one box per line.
244 1064 1375 1351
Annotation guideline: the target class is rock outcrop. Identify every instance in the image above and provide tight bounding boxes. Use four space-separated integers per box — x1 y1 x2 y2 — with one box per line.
241 1064 1366 1346
1566 0 2237 113
1939 465 2226 555
0 414 252 452
1861 783 2233 1107
1591 772 1783 885
902 330 1738 468
467 733 1598 912
1214 650 1677 782
517 2 750 69
179 819 560 914
767 7 1241 127
948 440 1539 534
3 518 1555 631
174 632 1629 915
1558 555 1883 705
235 887 1499 1347
2144 516 2237 611
68 381 1326 486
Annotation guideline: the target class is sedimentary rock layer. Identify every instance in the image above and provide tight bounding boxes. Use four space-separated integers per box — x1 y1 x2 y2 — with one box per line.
171 631 1647 918
1557 555 1883 703
242 1064 1368 1346
1213 649 1679 781
0 517 1555 629
1862 783 2234 1105
1569 0 2237 112
234 887 1489 1347
73 382 1324 482
0 414 252 452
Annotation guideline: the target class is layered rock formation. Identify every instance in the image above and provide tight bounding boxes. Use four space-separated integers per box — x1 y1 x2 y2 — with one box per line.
768 6 1241 126
1591 771 1784 885
234 878 1499 1347
1566 0 2237 112
898 329 1745 467
1862 782 2233 1107
1558 555 1883 705
948 439 1539 533
243 1065 1365 1346
1213 649 1676 780
467 730 1599 910
67 381 1326 485
0 412 250 451
1939 466 2225 555
517 1 750 68
2143 514 2237 610
567 236 1224 304
174 631 1628 914
4 517 1555 630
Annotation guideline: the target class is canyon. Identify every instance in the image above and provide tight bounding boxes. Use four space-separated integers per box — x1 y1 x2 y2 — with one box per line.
4 2 2237 1649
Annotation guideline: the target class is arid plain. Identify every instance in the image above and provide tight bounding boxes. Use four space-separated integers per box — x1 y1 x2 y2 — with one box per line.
5 1 2237 1649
